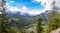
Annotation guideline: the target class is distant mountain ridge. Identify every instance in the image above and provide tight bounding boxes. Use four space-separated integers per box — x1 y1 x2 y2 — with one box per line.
6 11 33 19
6 10 50 22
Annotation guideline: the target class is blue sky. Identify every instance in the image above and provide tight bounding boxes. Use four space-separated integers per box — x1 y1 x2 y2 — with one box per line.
5 0 54 15
5 0 45 10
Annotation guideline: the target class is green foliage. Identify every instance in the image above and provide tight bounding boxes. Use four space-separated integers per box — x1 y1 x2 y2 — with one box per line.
0 21 2 33
47 18 59 33
8 27 21 33
36 18 43 33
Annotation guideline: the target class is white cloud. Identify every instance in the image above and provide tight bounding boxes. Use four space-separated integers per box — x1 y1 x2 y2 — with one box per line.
33 0 41 3
21 6 27 11
6 3 19 13
27 10 43 16
55 0 60 8
21 10 46 16
21 6 46 15
0 12 2 14
33 0 53 10
8 7 19 11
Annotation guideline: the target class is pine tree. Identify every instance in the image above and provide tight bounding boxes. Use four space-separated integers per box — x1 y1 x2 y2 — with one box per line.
47 0 60 33
36 18 43 33
0 0 10 33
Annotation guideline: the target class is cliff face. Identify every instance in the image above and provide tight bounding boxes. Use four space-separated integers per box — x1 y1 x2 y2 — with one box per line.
50 28 60 33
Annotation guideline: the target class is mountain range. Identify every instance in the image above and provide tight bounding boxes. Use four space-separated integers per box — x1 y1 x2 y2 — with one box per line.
6 10 50 22
6 10 49 18
6 10 51 28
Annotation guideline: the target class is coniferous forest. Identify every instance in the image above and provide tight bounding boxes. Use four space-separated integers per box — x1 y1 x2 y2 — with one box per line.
0 0 60 33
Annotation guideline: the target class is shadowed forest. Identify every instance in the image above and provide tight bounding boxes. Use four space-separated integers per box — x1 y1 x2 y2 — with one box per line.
0 0 60 33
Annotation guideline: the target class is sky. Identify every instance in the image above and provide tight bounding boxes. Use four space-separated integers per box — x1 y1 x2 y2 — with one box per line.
5 0 60 15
